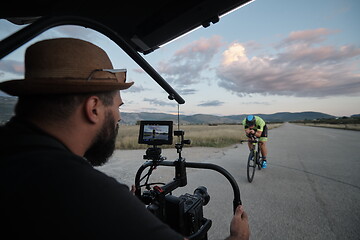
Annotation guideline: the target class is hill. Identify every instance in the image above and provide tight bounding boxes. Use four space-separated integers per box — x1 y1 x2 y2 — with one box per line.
0 96 336 125
121 111 335 125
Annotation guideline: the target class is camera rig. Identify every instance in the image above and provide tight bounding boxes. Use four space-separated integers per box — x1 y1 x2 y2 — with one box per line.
135 121 242 240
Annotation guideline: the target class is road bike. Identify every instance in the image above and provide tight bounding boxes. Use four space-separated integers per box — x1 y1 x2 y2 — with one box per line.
241 134 263 183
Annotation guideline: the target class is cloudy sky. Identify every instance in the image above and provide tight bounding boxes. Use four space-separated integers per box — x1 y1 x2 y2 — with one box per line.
1 0 359 117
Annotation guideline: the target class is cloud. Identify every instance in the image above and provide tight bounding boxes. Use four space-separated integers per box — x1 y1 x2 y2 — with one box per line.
241 101 270 106
157 35 224 87
143 98 177 107
280 28 338 46
0 59 24 76
133 68 145 74
178 88 197 95
276 44 360 65
197 100 224 107
125 84 147 93
216 29 360 97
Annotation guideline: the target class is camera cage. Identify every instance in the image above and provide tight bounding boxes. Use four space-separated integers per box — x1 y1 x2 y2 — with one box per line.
135 121 242 240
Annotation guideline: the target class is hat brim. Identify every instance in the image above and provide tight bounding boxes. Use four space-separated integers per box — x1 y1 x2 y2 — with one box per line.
0 79 134 96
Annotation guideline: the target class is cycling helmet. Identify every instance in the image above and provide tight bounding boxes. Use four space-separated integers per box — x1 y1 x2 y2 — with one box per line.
246 115 256 126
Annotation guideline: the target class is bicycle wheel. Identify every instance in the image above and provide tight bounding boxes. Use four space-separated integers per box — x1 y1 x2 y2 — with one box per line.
247 150 256 182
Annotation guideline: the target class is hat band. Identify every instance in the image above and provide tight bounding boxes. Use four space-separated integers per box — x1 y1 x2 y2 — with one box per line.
87 68 127 81
24 68 127 84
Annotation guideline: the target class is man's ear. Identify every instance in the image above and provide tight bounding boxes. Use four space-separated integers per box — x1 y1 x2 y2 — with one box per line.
84 96 101 124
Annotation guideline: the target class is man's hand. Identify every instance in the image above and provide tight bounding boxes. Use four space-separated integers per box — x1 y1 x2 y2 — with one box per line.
130 185 136 194
226 205 250 240
245 129 255 135
245 129 255 139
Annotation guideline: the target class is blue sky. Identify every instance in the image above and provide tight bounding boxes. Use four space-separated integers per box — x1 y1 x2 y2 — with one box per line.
1 0 359 117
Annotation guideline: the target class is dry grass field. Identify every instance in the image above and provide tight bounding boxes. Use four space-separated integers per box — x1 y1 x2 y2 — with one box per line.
116 123 282 150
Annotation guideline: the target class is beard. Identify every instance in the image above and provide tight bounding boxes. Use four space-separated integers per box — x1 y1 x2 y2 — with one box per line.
84 111 119 166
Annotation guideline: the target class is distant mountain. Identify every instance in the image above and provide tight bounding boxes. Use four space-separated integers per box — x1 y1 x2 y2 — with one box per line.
121 111 336 125
0 96 336 125
251 112 336 122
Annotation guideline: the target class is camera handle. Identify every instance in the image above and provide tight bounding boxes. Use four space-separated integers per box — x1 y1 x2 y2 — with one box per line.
134 159 242 214
184 161 242 212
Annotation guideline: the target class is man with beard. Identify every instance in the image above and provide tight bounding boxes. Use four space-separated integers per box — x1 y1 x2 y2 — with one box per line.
0 38 249 240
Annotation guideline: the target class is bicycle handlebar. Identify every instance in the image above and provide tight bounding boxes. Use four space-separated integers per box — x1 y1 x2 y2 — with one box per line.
240 139 258 143
240 134 258 144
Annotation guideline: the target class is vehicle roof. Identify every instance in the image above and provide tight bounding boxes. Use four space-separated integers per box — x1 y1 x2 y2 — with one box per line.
2 0 251 53
0 0 252 103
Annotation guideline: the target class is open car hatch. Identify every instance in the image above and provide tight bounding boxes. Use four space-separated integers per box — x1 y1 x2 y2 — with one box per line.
0 0 253 104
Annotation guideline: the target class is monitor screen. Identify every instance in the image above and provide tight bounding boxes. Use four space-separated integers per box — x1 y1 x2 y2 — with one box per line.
138 121 173 145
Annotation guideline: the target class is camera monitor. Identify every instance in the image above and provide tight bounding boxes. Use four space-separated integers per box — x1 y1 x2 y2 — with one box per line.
138 121 173 145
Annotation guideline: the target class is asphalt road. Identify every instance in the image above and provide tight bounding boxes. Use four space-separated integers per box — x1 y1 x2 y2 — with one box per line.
100 123 360 240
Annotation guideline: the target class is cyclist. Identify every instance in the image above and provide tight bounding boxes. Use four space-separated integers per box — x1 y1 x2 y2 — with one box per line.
242 115 268 168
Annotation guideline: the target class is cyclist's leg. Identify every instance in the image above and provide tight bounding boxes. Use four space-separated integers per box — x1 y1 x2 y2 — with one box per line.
259 125 268 158
247 141 253 151
259 125 268 167
259 141 268 159
259 141 267 168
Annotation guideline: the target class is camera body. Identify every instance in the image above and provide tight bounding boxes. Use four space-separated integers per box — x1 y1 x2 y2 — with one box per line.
145 186 210 237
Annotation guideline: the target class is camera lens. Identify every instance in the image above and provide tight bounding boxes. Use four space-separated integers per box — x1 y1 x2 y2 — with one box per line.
194 186 210 206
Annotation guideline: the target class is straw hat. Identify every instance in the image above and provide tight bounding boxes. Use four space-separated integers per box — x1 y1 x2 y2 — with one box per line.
0 38 134 96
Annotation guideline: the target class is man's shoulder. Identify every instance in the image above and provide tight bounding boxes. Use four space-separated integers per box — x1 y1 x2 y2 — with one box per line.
255 116 265 123
242 118 246 125
1 146 127 193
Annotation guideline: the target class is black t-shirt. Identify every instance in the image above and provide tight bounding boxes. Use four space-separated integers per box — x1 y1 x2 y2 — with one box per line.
0 118 184 240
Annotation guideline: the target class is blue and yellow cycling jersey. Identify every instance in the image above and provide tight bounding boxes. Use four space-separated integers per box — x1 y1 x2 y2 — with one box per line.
242 115 266 131
242 116 268 141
